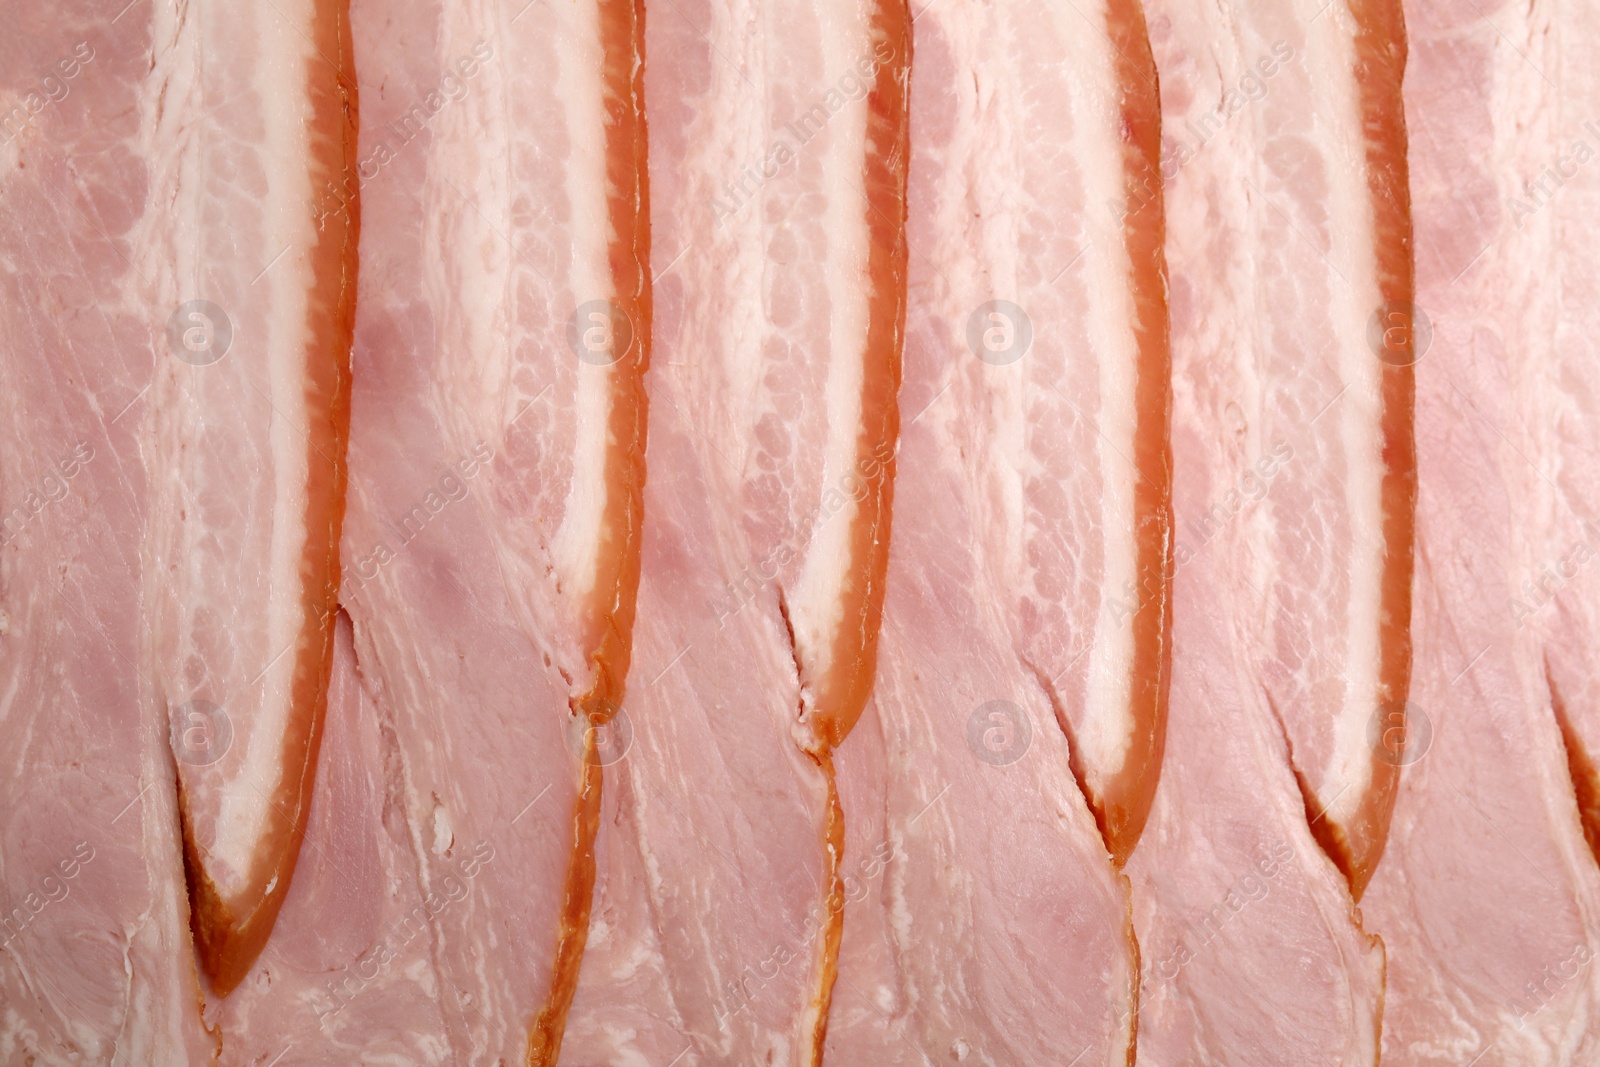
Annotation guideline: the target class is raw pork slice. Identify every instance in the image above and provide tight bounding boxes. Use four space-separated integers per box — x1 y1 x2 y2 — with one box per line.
134 0 358 992
823 0 1166 1061
1128 1 1389 1061
1363 0 1600 1061
331 0 648 1058
1161 0 1416 899
562 0 908 1062
0 2 215 1061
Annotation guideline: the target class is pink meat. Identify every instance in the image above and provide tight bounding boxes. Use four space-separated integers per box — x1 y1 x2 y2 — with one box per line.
1127 2 1389 1061
1150 0 1417 899
132 0 357 994
0 4 216 1062
1363 0 1600 1061
561 0 901 1060
821 1 1167 1062
1514 0 1600 875
311 0 624 1057
209 615 450 1065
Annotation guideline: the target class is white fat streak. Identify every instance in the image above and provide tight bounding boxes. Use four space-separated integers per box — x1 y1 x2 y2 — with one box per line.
788 1 875 709
1056 0 1144 795
548 0 616 618
1307 10 1385 826
213 0 318 877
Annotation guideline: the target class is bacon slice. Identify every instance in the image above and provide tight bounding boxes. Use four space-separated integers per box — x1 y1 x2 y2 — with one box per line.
522 1 652 1061
338 0 648 1059
134 0 357 994
783 1 910 1056
1127 1 1387 1061
0 5 216 1057
1164 0 1415 899
822 1 1158 1061
989 0 1173 869
559 0 908 1061
1364 0 1600 1060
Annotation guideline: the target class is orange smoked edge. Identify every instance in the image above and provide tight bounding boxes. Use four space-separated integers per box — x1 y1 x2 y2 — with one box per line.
184 0 359 997
1546 665 1600 865
1099 0 1173 871
1327 0 1415 903
1122 879 1140 1067
527 0 652 1063
803 3 911 1063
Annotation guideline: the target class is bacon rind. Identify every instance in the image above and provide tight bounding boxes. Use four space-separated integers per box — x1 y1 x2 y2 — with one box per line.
185 0 359 995
1099 0 1174 867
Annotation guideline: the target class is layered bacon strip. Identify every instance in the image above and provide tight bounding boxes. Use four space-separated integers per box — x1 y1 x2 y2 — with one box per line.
527 0 652 1060
1184 0 1416 900
1364 0 1600 1059
340 0 651 1061
1130 2 1391 1059
0 1 221 1059
820 1 1166 1059
138 0 358 993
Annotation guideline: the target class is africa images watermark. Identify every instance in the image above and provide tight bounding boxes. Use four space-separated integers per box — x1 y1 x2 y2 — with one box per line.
0 841 97 948
342 441 495 599
0 441 95 548
1507 121 1600 230
1512 941 1594 1030
1117 40 1296 220
712 838 898 1025
708 39 896 227
311 40 497 220
1171 440 1295 571
1111 840 1294 1031
1510 522 1600 629
0 42 95 146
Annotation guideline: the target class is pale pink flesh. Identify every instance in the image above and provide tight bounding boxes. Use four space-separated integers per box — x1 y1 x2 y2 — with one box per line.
206 615 449 1061
1162 0 1411 894
1127 2 1387 1061
1519 0 1600 864
1363 1 1600 1061
823 2 1147 1063
137 0 356 992
563 0 914 1060
0 3 215 1060
302 0 640 1055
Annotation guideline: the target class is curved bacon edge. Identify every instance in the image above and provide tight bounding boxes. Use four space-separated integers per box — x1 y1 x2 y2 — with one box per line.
1308 0 1416 900
1095 0 1174 868
796 3 911 1061
526 0 652 1062
183 0 359 996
